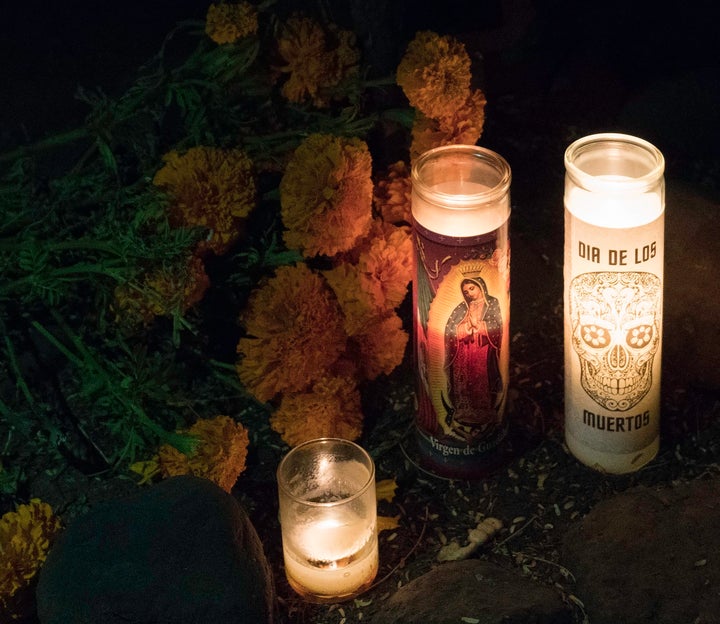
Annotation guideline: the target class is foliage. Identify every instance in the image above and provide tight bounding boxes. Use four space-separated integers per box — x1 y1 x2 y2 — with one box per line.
0 2 485 510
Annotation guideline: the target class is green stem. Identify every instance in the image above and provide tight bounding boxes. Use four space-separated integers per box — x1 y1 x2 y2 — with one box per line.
30 321 84 367
0 238 126 256
0 128 90 164
3 335 35 406
361 76 398 89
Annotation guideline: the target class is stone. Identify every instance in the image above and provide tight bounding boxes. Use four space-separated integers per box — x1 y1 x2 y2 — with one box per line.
663 182 720 391
561 477 720 624
372 559 572 624
35 475 275 624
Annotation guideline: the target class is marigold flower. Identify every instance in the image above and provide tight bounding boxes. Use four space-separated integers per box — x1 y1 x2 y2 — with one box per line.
322 221 411 340
396 31 472 120
157 445 189 480
236 263 347 402
350 310 408 381
270 375 363 446
205 2 258 44
377 514 401 532
276 15 360 107
153 146 256 256
376 478 398 502
436 87 487 144
322 262 374 337
356 223 413 311
280 134 373 257
113 255 210 326
373 161 412 225
158 416 250 493
0 499 62 620
409 88 487 162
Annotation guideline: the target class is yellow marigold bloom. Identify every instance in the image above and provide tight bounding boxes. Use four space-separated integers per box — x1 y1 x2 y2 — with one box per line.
270 375 363 446
113 255 210 326
376 478 398 502
280 134 373 257
396 31 472 120
351 310 408 381
0 499 62 620
205 2 258 44
158 416 250 493
276 15 360 107
377 514 401 532
153 146 256 256
236 263 347 402
374 161 412 225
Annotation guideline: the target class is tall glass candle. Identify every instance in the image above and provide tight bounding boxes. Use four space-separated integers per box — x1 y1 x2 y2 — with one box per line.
563 133 665 474
277 438 378 603
411 145 512 479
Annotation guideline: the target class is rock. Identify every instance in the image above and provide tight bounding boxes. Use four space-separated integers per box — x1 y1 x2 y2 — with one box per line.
619 68 720 159
663 182 720 390
561 477 720 624
372 559 572 624
36 475 275 624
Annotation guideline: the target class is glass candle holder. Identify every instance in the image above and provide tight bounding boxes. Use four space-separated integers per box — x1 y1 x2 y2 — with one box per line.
276 438 378 603
563 133 665 474
411 145 512 479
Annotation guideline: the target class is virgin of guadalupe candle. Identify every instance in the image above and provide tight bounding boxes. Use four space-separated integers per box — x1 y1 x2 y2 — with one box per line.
411 145 512 479
563 133 665 474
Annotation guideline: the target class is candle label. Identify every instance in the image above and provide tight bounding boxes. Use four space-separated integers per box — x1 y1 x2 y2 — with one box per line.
564 211 664 461
413 220 510 475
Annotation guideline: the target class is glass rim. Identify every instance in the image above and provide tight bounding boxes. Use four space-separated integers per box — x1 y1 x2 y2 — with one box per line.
411 144 512 208
276 437 376 507
564 132 665 193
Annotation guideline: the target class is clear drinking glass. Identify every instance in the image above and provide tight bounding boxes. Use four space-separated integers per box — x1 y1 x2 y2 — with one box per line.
276 438 378 603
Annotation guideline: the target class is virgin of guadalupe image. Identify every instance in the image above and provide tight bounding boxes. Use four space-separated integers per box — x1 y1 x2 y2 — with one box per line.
443 276 504 442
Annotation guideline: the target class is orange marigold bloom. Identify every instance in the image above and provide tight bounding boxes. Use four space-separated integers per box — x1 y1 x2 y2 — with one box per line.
322 262 375 337
236 263 347 402
280 134 373 257
276 15 360 107
409 89 487 163
153 146 256 256
205 2 258 44
113 255 210 326
373 161 412 225
158 416 250 493
356 223 413 311
157 445 190 479
350 310 408 381
396 31 472 120
1 499 62 620
270 375 363 446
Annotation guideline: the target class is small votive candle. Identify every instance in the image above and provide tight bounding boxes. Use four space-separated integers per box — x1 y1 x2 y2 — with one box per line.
276 438 379 603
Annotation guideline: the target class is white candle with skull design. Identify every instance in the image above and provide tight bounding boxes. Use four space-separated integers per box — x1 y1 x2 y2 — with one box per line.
411 145 512 479
564 134 665 474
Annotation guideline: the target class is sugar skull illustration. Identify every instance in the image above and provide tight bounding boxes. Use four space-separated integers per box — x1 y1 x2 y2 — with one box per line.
569 272 662 411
